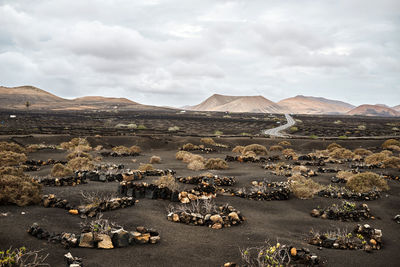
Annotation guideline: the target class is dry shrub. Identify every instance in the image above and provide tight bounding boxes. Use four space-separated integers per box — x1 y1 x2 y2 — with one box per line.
138 163 154 172
0 142 25 153
200 137 216 146
205 158 229 170
292 165 308 174
387 145 400 152
51 163 73 177
382 157 400 168
346 172 389 193
67 151 92 160
243 151 257 158
381 150 393 156
269 145 284 152
187 160 205 171
112 145 141 154
327 142 342 152
382 139 400 149
182 143 196 150
328 148 355 160
0 174 42 206
242 144 268 156
288 174 324 199
232 146 244 154
282 148 297 159
67 157 94 171
365 152 389 165
337 171 354 181
0 166 24 176
153 174 179 191
149 155 161 164
0 151 27 166
353 148 373 157
60 138 90 150
278 141 291 147
176 151 191 160
182 153 204 163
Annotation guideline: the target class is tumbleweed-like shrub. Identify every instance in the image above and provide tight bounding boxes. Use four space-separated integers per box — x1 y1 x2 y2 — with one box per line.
387 145 400 152
187 160 206 171
182 143 197 150
0 174 42 206
336 171 354 181
205 158 229 170
278 141 291 147
67 151 92 161
232 146 244 154
0 166 25 176
67 157 94 171
242 144 268 156
382 139 400 149
200 138 216 146
0 151 27 167
282 148 297 159
149 155 161 164
176 151 191 160
112 145 141 155
154 174 179 191
0 141 26 153
288 174 325 199
328 148 355 160
346 172 389 193
0 247 49 266
138 163 154 172
353 148 373 157
269 145 284 152
365 152 389 166
382 156 400 168
182 153 205 164
51 163 74 178
327 142 342 152
60 138 90 150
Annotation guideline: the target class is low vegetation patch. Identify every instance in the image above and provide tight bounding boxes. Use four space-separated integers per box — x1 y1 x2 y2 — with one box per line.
288 174 325 199
278 141 291 146
232 145 244 154
0 247 49 266
269 145 283 151
0 172 42 206
112 145 141 155
354 148 373 157
382 156 400 168
51 163 74 177
328 148 355 160
138 163 154 172
242 144 268 156
67 151 92 161
282 148 297 160
187 160 205 171
67 157 95 171
327 142 342 152
346 172 389 193
153 174 179 191
365 152 389 166
149 155 161 164
382 139 400 149
200 137 217 146
0 141 26 153
0 151 27 167
205 158 229 170
60 138 91 151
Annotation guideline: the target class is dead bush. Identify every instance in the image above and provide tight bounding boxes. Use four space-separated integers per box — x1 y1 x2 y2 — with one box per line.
176 151 191 160
51 163 73 177
138 163 154 172
387 145 400 152
232 146 244 154
353 148 373 157
243 151 257 158
205 158 229 170
365 152 389 165
292 165 308 174
187 160 205 171
288 174 324 199
0 166 25 176
278 141 291 147
112 145 141 155
336 171 354 181
200 137 216 146
242 144 268 156
182 153 205 163
327 142 342 152
0 141 25 153
381 150 393 156
328 148 355 160
282 148 297 159
0 151 27 167
0 174 42 206
60 138 90 150
67 151 92 161
346 172 389 193
382 156 400 168
382 139 400 149
269 145 284 152
67 157 94 171
154 174 179 191
149 155 161 164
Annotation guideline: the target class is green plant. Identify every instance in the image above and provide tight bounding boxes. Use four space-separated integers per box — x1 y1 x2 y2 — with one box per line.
0 247 49 266
309 135 318 139
338 135 348 139
214 130 223 135
137 124 147 130
168 126 180 132
289 126 298 133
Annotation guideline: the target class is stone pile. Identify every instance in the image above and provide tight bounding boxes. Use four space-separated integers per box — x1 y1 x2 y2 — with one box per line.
264 163 317 177
382 174 400 181
167 203 244 229
228 182 290 201
330 177 347 183
225 155 267 163
34 176 87 186
65 252 83 267
318 186 381 201
317 167 339 173
100 151 140 157
393 214 400 223
25 159 67 166
180 144 215 152
119 182 180 202
177 175 236 186
309 224 382 252
350 163 380 169
310 201 373 221
294 160 325 166
28 223 160 250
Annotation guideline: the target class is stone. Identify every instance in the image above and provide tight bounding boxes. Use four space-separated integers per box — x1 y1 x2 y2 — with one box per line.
134 233 150 244
394 214 400 223
179 191 188 199
210 214 223 224
188 193 197 201
322 238 336 248
228 212 239 221
180 197 190 204
310 209 320 217
136 226 146 233
111 229 130 248
172 214 180 222
212 223 222 229
149 236 160 244
97 234 114 249
369 239 377 246
128 231 141 244
224 263 237 267
69 209 79 215
79 232 94 248
290 247 297 256
320 213 328 219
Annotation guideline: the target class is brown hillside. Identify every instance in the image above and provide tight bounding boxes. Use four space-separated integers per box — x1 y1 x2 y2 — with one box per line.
278 95 354 114
347 104 400 117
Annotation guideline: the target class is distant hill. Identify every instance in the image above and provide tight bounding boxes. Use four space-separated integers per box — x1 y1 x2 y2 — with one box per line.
347 104 400 117
278 95 355 114
392 105 400 112
188 94 286 113
0 86 168 111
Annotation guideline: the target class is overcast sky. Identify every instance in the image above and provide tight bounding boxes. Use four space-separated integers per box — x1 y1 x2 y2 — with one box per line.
0 0 399 107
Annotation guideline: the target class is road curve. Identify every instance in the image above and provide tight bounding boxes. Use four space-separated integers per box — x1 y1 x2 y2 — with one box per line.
263 114 296 137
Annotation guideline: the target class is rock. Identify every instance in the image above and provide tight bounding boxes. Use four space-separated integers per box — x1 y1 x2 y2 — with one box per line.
369 239 377 246
79 232 94 248
322 238 336 248
128 231 141 244
364 244 372 253
111 229 130 248
136 226 146 233
180 197 190 204
290 247 297 256
97 234 114 249
172 214 180 222
212 223 222 229
310 209 320 217
320 213 328 219
188 193 197 201
150 236 160 244
210 214 223 224
134 233 150 244
179 191 188 199
228 212 239 221
394 214 400 223
224 263 237 267
69 209 79 215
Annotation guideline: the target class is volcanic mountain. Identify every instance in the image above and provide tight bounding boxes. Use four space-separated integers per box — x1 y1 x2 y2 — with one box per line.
392 105 400 112
347 104 400 117
0 86 166 111
188 94 286 113
277 95 355 114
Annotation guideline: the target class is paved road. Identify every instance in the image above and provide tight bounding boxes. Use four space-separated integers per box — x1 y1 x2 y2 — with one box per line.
263 114 296 137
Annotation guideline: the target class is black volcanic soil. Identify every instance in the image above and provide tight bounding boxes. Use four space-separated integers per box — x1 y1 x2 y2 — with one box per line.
1 133 400 267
